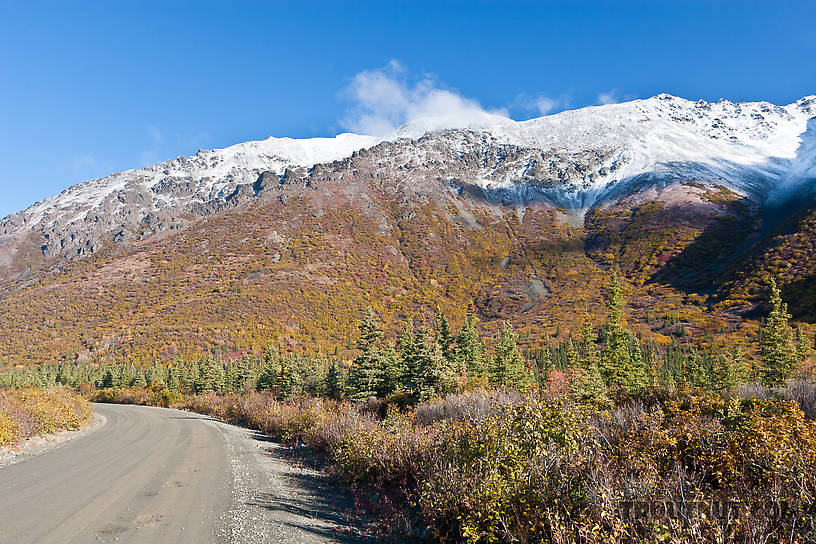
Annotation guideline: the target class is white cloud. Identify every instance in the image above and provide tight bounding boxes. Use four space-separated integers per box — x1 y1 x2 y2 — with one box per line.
341 61 509 137
532 96 559 115
597 90 639 106
597 90 620 105
511 93 571 117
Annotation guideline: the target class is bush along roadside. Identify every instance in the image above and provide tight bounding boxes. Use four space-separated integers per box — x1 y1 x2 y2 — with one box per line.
0 387 93 448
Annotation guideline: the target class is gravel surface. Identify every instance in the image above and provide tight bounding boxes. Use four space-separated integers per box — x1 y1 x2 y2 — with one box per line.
0 403 373 543
216 424 376 544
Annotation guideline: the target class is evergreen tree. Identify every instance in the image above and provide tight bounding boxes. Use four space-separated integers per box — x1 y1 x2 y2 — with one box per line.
357 307 384 350
177 365 192 392
222 362 238 393
599 270 647 396
399 321 419 394
536 345 554 376
347 308 385 401
455 309 485 378
235 356 255 391
145 365 163 387
325 360 344 399
570 319 611 409
167 368 180 391
100 368 115 389
683 348 709 390
710 346 746 394
434 307 454 363
195 355 221 393
795 326 812 365
376 344 404 397
414 328 456 401
278 355 305 399
119 365 132 388
759 278 798 386
55 363 67 386
565 339 579 368
488 322 531 389
256 347 280 391
132 369 147 388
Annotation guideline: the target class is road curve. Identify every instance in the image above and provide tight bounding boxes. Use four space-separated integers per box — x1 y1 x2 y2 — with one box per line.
0 404 369 544
0 404 230 543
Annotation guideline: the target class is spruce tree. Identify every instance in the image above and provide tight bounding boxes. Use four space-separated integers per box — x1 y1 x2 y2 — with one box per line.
221 363 236 393
434 307 454 363
195 355 221 393
186 361 200 391
759 278 798 386
414 328 456 401
325 360 344 399
599 270 647 397
177 365 191 393
167 368 180 391
455 309 485 378
489 322 531 389
145 365 163 387
398 322 418 394
565 339 579 369
235 357 255 391
132 369 147 388
256 347 280 391
100 368 115 389
347 308 385 401
710 346 746 394
683 348 709 390
278 355 305 399
376 344 404 397
119 365 131 388
795 326 812 365
571 318 611 409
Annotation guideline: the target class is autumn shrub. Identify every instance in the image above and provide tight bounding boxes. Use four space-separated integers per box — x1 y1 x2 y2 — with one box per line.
0 387 92 447
304 405 379 453
0 412 20 446
738 375 816 420
90 387 152 405
782 375 816 419
149 387 184 408
414 388 523 425
331 410 440 490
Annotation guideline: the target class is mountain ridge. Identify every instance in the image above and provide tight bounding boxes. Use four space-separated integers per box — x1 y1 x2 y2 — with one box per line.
0 93 815 364
5 93 814 228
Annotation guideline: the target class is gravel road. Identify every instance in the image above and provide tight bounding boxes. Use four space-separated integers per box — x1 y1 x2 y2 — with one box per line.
0 403 371 544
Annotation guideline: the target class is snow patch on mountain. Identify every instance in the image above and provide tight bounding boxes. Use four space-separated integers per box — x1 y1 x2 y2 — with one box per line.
454 94 816 208
9 133 380 232
2 94 814 262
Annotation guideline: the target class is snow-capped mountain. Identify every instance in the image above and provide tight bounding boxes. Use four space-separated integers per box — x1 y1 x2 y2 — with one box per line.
1 94 814 275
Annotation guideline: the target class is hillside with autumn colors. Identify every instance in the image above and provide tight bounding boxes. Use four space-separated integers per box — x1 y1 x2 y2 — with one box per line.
1 94 815 365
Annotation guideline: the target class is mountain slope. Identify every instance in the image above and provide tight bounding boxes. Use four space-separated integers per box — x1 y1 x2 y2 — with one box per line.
0 94 814 364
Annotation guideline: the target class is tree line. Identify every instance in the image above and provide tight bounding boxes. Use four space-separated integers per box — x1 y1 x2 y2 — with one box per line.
1 272 811 406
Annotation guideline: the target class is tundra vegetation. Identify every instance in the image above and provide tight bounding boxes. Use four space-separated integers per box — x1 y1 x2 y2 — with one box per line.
0 387 93 447
1 273 815 542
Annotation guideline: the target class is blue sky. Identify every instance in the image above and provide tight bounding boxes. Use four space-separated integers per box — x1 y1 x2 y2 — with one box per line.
1 0 814 218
